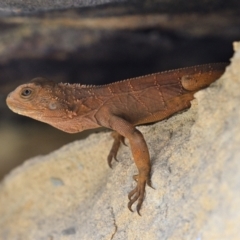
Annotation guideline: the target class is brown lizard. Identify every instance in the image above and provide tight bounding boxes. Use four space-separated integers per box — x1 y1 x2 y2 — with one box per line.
6 62 227 215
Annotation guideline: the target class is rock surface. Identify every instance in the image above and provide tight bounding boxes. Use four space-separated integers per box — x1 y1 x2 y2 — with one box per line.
1 42 240 239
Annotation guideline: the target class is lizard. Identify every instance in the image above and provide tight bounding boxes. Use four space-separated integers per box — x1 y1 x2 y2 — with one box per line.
6 62 227 215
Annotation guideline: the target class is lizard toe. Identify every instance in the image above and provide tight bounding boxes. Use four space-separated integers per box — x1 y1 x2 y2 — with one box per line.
107 149 119 168
133 174 139 182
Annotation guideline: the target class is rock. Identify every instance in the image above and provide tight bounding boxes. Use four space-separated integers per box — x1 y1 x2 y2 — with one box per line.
0 42 240 239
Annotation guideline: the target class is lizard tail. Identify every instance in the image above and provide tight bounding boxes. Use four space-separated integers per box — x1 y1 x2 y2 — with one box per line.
181 62 227 91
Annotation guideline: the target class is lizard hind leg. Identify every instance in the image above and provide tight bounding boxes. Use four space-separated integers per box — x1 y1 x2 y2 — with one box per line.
107 131 125 168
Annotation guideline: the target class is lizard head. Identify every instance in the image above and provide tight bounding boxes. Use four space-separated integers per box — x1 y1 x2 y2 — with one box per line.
6 77 71 123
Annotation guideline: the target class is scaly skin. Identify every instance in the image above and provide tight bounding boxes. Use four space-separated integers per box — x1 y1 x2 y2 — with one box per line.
6 63 227 215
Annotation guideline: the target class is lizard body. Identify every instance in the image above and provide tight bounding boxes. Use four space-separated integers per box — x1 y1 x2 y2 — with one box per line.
6 63 226 214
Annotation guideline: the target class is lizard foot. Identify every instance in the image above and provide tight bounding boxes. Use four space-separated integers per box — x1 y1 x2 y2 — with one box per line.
107 131 125 168
128 175 152 215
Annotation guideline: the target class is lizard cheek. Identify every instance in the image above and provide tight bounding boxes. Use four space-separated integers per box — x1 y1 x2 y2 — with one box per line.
48 102 57 110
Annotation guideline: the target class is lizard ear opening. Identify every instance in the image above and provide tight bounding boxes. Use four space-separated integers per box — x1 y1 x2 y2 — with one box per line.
48 102 58 110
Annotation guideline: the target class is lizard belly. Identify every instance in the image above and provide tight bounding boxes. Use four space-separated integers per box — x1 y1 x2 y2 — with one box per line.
47 115 101 133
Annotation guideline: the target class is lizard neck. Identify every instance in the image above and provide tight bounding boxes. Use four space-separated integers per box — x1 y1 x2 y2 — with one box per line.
56 82 112 109
57 82 93 99
55 83 106 124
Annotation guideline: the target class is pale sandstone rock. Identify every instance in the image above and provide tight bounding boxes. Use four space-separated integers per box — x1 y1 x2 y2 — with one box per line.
0 43 240 239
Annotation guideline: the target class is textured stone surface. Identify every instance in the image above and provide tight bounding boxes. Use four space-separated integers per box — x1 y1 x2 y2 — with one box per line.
0 42 240 239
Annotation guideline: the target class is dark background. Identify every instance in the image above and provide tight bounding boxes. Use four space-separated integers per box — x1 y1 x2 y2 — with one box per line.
1 0 240 180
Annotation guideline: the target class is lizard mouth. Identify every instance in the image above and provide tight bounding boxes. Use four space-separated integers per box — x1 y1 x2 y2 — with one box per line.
6 94 39 116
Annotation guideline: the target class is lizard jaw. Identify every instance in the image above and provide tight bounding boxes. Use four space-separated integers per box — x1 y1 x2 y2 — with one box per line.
6 93 41 117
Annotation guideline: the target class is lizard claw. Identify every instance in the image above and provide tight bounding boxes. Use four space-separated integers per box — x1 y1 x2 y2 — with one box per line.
147 178 155 189
107 151 118 168
121 137 127 147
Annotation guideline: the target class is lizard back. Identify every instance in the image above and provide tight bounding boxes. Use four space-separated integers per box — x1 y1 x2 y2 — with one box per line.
91 62 226 125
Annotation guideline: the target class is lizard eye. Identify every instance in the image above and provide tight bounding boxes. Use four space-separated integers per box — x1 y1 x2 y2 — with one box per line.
21 88 32 98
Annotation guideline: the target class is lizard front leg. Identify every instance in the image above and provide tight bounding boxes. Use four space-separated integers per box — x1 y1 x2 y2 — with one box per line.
101 115 152 215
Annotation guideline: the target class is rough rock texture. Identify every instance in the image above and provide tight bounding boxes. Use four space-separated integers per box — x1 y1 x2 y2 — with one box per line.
0 42 240 239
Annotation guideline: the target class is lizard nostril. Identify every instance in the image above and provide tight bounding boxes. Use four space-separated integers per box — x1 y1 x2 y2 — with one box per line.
6 93 12 101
